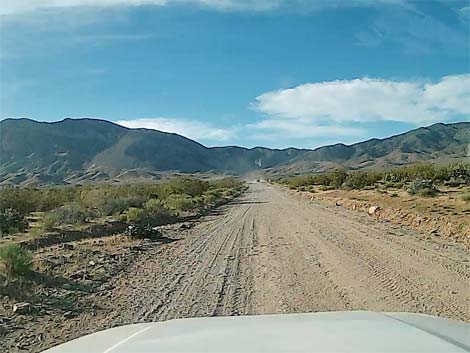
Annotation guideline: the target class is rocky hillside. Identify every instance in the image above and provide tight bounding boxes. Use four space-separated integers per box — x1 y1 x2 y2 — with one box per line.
0 118 468 185
269 122 470 175
0 118 306 185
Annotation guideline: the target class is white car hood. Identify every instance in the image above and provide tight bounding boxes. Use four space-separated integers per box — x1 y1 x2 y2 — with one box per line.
42 311 470 353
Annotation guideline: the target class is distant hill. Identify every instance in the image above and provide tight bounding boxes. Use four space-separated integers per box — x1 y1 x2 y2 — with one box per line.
0 118 306 185
270 122 470 175
0 118 468 186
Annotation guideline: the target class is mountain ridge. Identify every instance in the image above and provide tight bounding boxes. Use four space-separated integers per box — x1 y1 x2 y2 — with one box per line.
0 118 469 186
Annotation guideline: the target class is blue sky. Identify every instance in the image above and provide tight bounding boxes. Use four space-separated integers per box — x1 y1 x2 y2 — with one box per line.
1 0 469 148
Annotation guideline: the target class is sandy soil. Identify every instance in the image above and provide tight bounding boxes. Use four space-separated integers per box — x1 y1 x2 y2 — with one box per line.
2 182 469 352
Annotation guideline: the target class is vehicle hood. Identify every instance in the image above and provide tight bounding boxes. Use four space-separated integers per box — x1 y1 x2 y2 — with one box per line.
42 311 470 353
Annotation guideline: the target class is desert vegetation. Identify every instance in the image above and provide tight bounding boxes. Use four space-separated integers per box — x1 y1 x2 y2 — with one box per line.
278 162 470 241
0 177 245 278
0 177 244 237
281 163 470 194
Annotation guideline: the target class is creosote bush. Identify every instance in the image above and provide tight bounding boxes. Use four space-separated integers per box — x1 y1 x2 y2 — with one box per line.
460 193 470 204
0 244 33 277
0 208 27 236
407 180 438 197
164 194 195 213
282 163 469 192
0 177 244 233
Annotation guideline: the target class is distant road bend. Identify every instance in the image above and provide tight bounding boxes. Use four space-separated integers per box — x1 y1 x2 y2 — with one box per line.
25 182 470 351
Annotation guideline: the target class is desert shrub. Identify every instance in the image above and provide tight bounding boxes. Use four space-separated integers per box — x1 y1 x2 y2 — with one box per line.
191 195 205 207
0 186 77 214
222 188 234 197
210 177 243 190
144 199 174 224
125 224 162 240
0 208 27 235
41 212 60 231
312 173 331 186
343 171 381 189
205 189 221 198
461 193 470 204
441 163 470 185
46 204 96 226
164 194 195 213
124 207 145 224
0 188 38 215
0 177 246 231
329 169 348 188
305 185 316 192
144 198 165 213
289 175 315 188
164 177 209 197
319 185 334 191
0 244 33 277
203 193 218 205
408 164 436 181
407 180 438 197
36 187 76 211
124 202 174 227
100 196 146 216
283 162 470 192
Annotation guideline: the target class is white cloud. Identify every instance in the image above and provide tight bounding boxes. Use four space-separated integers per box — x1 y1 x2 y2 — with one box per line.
0 0 407 15
115 117 237 142
458 6 470 23
253 74 470 125
0 0 168 15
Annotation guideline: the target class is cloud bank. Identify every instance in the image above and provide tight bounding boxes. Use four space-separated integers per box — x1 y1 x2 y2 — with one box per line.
0 0 406 15
253 74 470 125
113 74 468 146
8 73 467 148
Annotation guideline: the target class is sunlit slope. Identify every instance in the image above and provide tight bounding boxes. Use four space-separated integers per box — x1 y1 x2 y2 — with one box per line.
0 118 468 185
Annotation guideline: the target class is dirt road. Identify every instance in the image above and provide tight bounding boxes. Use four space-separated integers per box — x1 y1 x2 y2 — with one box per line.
6 183 470 351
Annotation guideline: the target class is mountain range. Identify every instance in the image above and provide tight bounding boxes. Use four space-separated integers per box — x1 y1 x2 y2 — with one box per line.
0 118 469 186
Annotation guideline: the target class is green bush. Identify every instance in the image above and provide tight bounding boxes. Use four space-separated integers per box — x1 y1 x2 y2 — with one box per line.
41 212 60 231
124 207 145 224
45 204 96 227
210 178 243 190
305 185 316 192
97 197 140 216
144 199 174 224
319 185 333 191
461 193 470 204
407 180 438 197
0 188 37 215
0 244 33 277
288 175 315 188
124 202 174 227
329 169 348 188
164 177 209 197
283 163 470 192
0 208 27 235
343 171 381 190
0 177 246 232
203 193 218 205
164 194 195 213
